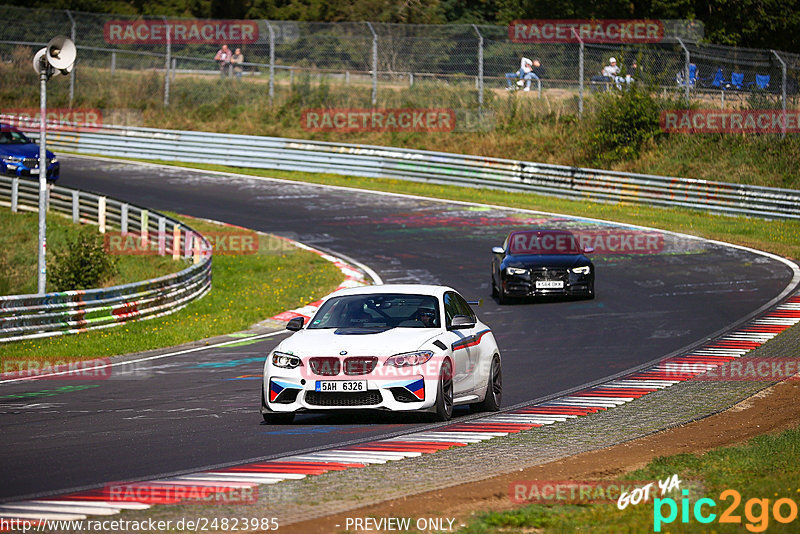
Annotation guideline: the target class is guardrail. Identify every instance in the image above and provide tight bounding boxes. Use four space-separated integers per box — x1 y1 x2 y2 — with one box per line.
18 120 798 220
0 175 212 343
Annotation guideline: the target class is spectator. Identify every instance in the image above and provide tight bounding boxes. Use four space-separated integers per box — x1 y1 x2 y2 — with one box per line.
601 57 620 79
231 48 244 80
505 56 540 92
214 44 232 78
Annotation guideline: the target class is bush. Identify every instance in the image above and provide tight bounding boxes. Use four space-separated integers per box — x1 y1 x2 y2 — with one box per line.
49 228 117 291
585 87 661 165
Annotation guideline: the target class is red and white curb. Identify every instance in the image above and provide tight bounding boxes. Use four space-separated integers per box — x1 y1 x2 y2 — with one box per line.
2 293 798 523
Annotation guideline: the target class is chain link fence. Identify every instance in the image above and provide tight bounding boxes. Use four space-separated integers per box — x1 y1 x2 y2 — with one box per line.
1 5 798 129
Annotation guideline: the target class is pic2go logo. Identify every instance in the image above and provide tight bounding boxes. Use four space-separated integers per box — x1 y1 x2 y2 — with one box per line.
654 489 800 532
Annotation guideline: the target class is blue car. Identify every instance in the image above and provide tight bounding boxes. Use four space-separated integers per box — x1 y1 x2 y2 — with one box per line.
0 123 59 181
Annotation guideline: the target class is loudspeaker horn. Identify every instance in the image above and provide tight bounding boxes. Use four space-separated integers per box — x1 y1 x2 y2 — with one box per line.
32 47 48 75
45 35 76 71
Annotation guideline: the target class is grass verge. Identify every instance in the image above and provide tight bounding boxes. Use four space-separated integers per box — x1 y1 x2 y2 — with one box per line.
0 208 181 296
112 158 800 261
0 213 345 361
463 424 800 533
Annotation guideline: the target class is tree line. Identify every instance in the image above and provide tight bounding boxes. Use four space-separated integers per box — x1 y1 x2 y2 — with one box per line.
7 0 800 54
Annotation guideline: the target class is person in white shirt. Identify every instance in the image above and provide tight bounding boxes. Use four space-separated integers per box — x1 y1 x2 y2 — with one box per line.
506 57 541 91
601 57 620 79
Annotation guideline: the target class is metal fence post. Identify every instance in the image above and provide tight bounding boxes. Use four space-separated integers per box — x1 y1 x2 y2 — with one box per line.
158 216 166 255
98 196 106 233
677 38 691 106
121 203 128 234
162 16 171 107
772 50 788 139
11 177 18 213
66 10 76 107
265 20 275 105
72 190 79 222
473 25 484 112
111 52 116 77
571 28 584 118
366 22 378 106
172 224 181 260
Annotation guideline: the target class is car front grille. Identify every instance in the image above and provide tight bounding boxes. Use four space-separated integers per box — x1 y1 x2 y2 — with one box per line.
309 356 378 376
530 267 568 282
21 157 54 168
309 357 341 376
343 357 378 375
305 390 382 407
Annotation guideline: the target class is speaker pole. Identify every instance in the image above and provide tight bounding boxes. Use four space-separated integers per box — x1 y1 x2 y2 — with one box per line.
37 57 49 295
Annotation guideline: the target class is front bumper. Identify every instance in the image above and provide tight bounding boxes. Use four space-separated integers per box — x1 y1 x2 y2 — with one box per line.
503 272 593 297
262 374 438 414
2 161 60 181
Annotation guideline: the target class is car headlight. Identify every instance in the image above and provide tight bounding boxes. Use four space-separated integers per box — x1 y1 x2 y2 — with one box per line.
505 267 527 275
271 351 302 369
2 156 22 163
385 350 434 367
571 266 591 275
50 156 58 164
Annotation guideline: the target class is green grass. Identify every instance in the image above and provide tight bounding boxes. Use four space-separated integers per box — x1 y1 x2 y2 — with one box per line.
462 426 800 533
0 208 181 295
124 160 800 262
0 214 345 361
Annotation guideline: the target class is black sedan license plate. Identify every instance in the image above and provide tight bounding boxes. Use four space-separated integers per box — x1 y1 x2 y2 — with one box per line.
315 380 367 392
536 280 564 289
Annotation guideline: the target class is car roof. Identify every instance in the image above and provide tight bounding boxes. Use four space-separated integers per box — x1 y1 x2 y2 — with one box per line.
325 284 456 299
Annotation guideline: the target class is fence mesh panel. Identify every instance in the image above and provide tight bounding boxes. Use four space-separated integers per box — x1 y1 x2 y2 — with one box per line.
1 5 797 129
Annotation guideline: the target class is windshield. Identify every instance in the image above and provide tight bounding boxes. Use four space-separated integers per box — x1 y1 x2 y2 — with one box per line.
0 128 31 145
308 293 441 330
507 230 583 255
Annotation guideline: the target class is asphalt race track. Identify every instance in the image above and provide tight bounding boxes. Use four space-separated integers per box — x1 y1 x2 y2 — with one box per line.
1 155 796 501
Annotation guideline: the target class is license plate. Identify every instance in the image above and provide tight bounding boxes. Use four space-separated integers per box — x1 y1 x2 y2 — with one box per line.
315 380 367 392
30 169 39 175
536 280 564 289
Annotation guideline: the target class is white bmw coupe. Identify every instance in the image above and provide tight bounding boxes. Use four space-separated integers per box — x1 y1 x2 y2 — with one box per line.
261 284 502 423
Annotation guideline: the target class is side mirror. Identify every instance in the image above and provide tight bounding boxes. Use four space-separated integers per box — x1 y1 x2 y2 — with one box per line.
450 315 476 330
286 317 304 331
491 246 505 255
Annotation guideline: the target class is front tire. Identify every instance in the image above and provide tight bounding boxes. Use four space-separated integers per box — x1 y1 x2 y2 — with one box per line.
471 354 502 412
431 359 454 422
497 285 509 305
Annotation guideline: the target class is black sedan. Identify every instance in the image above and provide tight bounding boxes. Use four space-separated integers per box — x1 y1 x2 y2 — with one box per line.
491 229 594 303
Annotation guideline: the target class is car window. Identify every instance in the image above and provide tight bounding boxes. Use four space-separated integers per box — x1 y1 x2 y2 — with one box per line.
443 292 461 328
309 294 440 329
507 230 582 255
0 128 31 145
453 293 476 321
